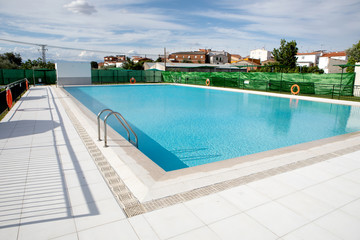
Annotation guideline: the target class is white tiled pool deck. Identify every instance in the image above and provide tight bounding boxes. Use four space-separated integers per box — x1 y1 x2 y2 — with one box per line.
1 85 360 240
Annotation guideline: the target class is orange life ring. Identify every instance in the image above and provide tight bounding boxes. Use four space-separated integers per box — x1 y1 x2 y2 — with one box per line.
206 78 210 86
26 79 29 90
130 77 136 84
6 88 13 108
290 84 300 95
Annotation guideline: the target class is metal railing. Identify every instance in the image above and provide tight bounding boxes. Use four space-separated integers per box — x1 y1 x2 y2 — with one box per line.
97 109 138 148
0 78 28 116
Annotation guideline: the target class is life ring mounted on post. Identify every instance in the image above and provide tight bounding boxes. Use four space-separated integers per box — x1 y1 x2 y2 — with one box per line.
130 77 136 84
205 78 210 86
6 87 13 109
290 84 300 95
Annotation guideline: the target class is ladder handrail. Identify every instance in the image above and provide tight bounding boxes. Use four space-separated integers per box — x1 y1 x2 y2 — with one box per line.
97 109 113 141
97 109 138 148
104 111 131 144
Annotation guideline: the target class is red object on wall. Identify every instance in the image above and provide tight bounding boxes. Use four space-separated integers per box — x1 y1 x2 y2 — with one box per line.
6 88 12 108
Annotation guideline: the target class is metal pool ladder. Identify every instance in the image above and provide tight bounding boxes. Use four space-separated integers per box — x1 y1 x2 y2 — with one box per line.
97 109 138 148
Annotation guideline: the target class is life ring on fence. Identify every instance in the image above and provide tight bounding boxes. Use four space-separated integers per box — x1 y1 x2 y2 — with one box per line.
26 79 29 90
130 77 136 84
6 87 13 109
206 78 210 86
290 84 300 95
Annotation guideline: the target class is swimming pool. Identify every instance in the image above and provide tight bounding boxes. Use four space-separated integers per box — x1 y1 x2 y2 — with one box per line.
64 84 360 171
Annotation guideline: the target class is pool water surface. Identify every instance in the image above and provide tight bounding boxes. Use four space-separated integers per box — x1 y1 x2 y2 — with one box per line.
64 85 360 171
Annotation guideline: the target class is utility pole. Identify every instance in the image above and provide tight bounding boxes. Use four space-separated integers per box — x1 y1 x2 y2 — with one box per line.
39 44 47 63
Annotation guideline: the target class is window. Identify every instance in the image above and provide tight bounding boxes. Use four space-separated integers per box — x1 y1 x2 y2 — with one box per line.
175 55 178 58
201 56 203 58
195 56 197 59
188 56 191 59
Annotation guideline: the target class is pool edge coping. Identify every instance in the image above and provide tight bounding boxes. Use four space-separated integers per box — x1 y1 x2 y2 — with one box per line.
54 84 360 217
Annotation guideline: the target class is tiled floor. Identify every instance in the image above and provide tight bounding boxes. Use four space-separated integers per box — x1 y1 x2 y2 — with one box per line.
1 86 360 239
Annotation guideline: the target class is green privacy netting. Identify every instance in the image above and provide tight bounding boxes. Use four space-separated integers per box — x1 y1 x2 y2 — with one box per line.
1 69 355 96
91 69 162 83
0 69 57 85
162 71 356 96
0 69 163 85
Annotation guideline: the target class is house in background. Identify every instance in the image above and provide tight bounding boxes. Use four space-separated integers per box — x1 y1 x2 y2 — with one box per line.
131 56 153 63
318 51 347 73
232 59 261 72
296 52 323 67
230 54 242 63
250 48 272 62
168 49 231 64
104 55 126 68
103 56 117 67
168 50 207 63
208 50 231 64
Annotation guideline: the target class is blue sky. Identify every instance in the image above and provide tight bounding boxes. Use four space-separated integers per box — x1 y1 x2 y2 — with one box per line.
0 0 359 62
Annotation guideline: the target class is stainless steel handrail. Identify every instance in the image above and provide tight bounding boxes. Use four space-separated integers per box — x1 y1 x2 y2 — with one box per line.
97 109 113 141
97 109 138 148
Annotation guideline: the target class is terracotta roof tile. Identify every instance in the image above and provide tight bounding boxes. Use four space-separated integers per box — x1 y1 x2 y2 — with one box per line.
321 51 346 58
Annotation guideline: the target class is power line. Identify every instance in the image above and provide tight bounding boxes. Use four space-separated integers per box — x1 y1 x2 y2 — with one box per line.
0 38 42 47
0 38 161 57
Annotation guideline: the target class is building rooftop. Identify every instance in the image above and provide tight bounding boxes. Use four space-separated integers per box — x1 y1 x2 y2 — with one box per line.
170 51 206 55
296 52 322 55
321 51 347 58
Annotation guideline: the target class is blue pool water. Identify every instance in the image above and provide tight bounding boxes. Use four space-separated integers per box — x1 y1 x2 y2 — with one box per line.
65 85 360 171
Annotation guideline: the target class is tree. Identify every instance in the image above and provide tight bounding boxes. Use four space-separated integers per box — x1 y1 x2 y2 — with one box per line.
21 58 55 69
0 52 22 69
155 57 163 62
345 40 360 73
0 57 18 69
91 61 98 69
272 39 298 71
122 57 144 70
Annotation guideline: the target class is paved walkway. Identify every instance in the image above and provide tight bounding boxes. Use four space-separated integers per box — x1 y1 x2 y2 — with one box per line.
0 86 360 239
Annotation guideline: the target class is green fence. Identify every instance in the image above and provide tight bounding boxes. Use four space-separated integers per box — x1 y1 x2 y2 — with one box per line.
0 69 163 85
162 71 356 97
1 68 356 99
91 69 162 84
0 69 57 85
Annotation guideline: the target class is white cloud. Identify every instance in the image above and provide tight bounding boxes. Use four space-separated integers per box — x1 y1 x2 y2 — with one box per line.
199 0 360 52
64 0 97 15
1 0 359 61
79 51 87 57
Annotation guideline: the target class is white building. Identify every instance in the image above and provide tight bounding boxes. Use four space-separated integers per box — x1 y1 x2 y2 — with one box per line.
318 52 347 73
296 52 323 67
208 51 230 64
250 48 271 62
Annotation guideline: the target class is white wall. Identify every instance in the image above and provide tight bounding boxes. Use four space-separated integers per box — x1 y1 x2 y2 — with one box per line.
250 49 271 62
355 62 360 97
55 62 91 85
296 55 316 65
318 57 329 73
